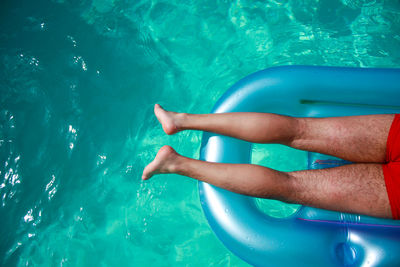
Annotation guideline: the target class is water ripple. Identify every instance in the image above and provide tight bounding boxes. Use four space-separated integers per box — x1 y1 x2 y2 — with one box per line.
1 0 400 265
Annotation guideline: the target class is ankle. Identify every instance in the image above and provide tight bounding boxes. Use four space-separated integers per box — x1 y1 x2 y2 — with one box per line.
175 112 189 130
165 154 182 174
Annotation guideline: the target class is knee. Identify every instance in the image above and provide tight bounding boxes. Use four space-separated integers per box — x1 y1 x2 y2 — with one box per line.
287 117 307 147
271 172 301 204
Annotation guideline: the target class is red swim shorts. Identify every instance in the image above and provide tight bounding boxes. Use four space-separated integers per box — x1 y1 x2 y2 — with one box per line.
382 114 400 220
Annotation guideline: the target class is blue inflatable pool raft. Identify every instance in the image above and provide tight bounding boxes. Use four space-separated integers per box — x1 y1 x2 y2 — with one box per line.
198 66 400 266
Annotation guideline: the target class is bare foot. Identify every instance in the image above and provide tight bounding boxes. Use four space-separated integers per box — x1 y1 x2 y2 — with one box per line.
142 145 179 180
154 104 184 135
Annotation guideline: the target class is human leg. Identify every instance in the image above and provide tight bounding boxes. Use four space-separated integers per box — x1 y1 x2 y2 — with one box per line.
155 104 394 163
142 146 392 219
293 115 394 163
290 164 391 218
154 104 300 145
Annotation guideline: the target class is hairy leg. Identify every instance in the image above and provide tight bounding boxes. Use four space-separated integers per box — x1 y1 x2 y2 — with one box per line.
290 164 390 218
294 115 394 163
154 104 394 163
142 146 392 219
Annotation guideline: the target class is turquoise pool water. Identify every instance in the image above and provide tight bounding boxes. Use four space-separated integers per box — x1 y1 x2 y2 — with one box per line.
1 0 400 266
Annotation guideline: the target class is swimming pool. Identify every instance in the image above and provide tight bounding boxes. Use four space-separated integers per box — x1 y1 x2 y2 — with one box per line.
1 0 399 265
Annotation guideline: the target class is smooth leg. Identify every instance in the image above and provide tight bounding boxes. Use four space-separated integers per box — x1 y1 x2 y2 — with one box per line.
155 104 394 163
142 146 392 219
154 104 300 144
